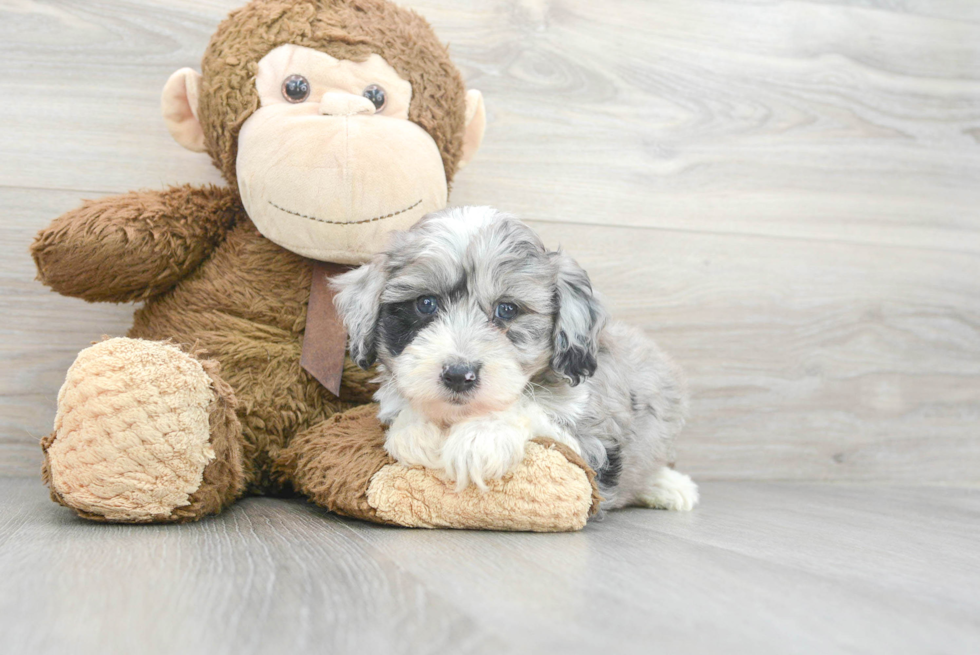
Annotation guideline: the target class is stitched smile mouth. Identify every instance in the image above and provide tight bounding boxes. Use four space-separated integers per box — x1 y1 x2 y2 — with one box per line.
268 199 423 225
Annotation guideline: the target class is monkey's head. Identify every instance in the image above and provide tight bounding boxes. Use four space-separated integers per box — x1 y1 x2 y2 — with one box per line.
161 0 484 264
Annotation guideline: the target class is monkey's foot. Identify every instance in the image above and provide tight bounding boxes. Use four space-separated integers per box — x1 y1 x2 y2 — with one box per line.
42 338 245 523
278 405 601 532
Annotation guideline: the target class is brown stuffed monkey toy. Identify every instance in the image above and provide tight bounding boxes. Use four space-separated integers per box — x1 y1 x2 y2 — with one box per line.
31 0 599 531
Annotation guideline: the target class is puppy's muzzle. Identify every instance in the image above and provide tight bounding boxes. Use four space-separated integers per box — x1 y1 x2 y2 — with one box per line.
441 362 480 394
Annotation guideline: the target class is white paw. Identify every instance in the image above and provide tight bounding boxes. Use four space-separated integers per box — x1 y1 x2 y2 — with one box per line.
441 416 533 491
637 468 699 511
384 408 445 470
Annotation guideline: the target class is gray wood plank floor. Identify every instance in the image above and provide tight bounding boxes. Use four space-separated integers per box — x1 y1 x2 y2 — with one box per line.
1 477 978 655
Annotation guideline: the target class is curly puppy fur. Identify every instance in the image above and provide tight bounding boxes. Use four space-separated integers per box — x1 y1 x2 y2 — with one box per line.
333 207 699 510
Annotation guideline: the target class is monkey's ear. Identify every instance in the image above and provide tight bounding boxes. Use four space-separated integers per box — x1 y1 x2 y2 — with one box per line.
458 89 485 169
331 259 387 369
161 68 206 153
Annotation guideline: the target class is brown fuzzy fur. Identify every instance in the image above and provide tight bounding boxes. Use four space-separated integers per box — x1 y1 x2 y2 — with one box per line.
274 403 396 523
31 0 468 496
124 208 380 492
31 0 599 527
32 185 240 303
171 359 248 521
33 185 379 495
198 0 467 187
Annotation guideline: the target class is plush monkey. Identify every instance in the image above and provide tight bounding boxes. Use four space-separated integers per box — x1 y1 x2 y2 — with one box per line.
31 0 599 531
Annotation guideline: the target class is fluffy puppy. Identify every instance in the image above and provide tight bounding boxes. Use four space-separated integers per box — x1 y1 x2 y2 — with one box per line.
333 207 698 511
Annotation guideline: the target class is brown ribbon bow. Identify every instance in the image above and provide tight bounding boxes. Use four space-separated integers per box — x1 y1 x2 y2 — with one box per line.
300 261 350 397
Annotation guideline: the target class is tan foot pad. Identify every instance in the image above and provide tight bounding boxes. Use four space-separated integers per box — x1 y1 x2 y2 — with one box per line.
367 440 601 532
45 338 216 522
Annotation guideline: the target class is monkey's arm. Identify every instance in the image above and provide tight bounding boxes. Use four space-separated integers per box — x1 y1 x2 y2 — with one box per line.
31 185 240 303
275 405 601 532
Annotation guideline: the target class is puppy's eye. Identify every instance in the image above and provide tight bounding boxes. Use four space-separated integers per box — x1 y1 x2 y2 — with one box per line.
494 302 518 321
282 75 311 103
416 295 439 315
362 84 386 112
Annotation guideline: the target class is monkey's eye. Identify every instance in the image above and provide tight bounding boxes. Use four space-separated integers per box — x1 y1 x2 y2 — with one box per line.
362 84 386 112
494 302 519 321
416 295 439 315
281 75 311 103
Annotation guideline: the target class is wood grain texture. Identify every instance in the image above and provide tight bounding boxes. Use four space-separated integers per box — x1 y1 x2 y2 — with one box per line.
525 220 980 482
1 477 978 654
1 0 978 481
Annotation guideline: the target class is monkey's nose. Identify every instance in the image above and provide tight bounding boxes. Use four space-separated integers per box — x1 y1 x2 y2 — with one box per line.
441 363 480 394
319 92 375 117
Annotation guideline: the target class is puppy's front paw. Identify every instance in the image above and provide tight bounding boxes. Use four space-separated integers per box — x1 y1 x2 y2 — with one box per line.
442 418 532 491
384 409 445 470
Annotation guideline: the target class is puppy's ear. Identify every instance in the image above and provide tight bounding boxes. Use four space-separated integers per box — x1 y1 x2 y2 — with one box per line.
550 250 608 386
331 258 386 369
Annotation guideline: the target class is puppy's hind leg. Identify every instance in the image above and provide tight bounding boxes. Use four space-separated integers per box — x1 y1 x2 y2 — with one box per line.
636 467 699 511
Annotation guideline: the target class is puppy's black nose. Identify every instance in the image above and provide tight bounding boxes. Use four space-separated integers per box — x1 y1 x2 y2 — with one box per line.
441 363 480 393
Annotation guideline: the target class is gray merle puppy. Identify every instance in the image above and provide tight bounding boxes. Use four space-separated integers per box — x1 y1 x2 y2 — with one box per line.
332 206 698 511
